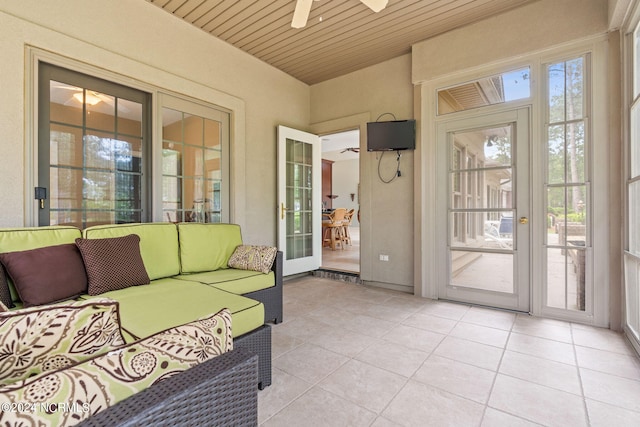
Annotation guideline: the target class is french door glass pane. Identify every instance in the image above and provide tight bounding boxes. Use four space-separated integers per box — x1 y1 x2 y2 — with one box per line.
161 106 226 223
47 74 145 228
625 254 640 340
631 102 640 177
285 139 313 260
544 56 588 312
448 125 514 294
630 181 640 256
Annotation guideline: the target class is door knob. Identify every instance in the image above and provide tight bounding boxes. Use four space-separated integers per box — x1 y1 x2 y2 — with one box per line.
519 217 528 224
281 203 288 220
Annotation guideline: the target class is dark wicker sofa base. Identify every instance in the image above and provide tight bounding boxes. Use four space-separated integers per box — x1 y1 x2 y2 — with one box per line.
78 348 258 427
244 251 283 325
235 324 272 389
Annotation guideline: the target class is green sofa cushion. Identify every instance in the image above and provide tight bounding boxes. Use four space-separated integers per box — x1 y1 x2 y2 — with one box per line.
90 278 264 340
0 226 82 303
0 308 232 427
177 223 243 273
83 223 180 281
176 269 276 295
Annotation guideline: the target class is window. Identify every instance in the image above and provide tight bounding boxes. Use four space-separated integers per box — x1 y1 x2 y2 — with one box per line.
544 56 590 312
625 22 640 346
39 63 150 228
160 95 230 223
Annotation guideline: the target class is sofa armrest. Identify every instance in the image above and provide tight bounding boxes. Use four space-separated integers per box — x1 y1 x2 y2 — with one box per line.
272 250 283 288
78 348 258 427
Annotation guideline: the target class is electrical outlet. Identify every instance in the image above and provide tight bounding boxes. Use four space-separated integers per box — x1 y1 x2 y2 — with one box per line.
379 254 389 261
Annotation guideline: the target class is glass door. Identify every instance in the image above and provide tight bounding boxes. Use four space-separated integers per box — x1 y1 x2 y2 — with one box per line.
38 63 151 228
437 108 530 311
277 126 322 276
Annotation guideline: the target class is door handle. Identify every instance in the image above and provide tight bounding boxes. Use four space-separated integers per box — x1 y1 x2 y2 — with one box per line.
519 217 529 225
281 203 288 220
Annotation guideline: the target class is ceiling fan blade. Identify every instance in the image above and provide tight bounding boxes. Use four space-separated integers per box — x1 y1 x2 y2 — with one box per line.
360 0 388 13
292 0 313 28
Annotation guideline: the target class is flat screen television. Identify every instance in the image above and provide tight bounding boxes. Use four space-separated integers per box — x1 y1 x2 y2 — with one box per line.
367 119 416 151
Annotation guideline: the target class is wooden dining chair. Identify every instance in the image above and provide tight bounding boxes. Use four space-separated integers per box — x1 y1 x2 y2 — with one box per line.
322 208 347 250
342 209 355 246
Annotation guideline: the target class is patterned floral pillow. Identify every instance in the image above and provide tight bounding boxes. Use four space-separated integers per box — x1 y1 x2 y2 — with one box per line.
0 308 233 427
228 245 277 274
0 298 125 387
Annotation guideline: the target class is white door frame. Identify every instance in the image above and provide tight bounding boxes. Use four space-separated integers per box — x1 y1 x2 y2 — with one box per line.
277 125 322 276
435 108 531 312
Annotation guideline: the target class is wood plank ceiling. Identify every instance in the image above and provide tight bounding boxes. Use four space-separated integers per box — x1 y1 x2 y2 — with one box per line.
146 0 535 85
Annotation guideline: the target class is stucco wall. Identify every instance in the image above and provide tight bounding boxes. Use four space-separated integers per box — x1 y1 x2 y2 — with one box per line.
311 54 414 291
412 0 609 83
0 0 309 245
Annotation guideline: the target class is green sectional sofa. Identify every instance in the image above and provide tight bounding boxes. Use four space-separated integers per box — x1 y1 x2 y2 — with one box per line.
0 222 282 425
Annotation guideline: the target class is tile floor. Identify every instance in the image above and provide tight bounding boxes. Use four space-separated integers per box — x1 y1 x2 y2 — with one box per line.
258 276 640 426
322 227 359 273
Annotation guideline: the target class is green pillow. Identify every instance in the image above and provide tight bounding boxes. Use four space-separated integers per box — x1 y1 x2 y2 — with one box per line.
178 223 243 273
0 298 125 388
0 309 233 426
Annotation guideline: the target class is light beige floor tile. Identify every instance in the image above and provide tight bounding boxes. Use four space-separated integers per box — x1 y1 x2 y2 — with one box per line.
586 398 640 427
371 417 403 427
572 325 636 355
262 386 376 427
499 350 582 395
383 380 485 427
507 332 576 365
318 359 407 413
313 326 377 357
273 343 349 384
581 368 640 412
402 312 458 335
356 338 430 378
461 306 516 331
450 322 510 348
382 324 446 353
481 408 544 427
271 331 304 359
272 315 334 342
488 374 588 426
576 345 640 380
419 300 471 320
258 368 311 424
308 306 397 338
512 315 573 343
433 336 504 371
413 355 496 403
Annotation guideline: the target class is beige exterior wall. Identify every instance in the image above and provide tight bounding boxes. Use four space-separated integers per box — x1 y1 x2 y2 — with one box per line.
412 0 609 83
311 54 414 291
0 0 309 244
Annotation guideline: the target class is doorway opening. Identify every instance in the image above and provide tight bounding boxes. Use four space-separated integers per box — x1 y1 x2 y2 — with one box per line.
320 129 360 274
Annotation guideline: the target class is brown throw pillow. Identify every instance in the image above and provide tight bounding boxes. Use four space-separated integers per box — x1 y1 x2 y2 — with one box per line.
228 245 278 274
0 264 14 309
0 244 88 307
76 234 150 295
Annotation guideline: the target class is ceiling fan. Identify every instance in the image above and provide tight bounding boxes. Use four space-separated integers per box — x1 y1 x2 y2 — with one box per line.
292 0 389 29
341 147 360 153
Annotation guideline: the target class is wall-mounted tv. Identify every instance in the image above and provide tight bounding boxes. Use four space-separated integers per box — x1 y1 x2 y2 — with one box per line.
367 119 416 151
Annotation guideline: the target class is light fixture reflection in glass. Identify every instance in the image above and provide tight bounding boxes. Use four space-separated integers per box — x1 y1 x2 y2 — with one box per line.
73 92 101 106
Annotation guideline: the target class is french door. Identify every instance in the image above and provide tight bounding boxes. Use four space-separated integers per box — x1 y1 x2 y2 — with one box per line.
436 108 530 311
277 126 322 276
38 63 151 227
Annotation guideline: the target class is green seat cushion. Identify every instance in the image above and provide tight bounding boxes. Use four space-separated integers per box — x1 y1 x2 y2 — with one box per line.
176 269 276 295
83 223 180 281
88 278 263 340
0 226 82 302
177 223 243 273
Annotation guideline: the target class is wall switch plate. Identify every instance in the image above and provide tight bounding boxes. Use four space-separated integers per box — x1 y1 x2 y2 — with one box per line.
379 254 389 261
